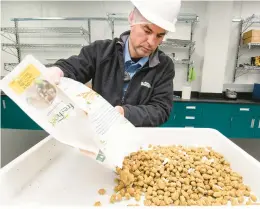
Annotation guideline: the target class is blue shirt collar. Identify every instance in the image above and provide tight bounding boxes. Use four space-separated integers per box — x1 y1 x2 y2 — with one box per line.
124 37 148 68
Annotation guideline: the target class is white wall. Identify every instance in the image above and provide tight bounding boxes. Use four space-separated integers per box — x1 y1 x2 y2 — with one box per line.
1 1 260 92
201 1 234 93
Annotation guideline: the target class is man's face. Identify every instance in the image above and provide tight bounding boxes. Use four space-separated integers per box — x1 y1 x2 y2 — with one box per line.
129 24 166 58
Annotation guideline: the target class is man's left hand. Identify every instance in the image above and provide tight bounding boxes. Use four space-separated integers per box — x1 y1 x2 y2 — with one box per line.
115 106 124 116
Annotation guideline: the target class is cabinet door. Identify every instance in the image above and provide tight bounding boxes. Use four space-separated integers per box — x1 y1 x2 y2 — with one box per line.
230 116 255 138
161 113 183 127
254 117 260 138
161 102 183 127
202 103 232 137
1 96 42 130
160 112 175 127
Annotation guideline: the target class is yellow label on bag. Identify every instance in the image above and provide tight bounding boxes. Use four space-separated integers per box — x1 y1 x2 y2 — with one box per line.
9 64 41 94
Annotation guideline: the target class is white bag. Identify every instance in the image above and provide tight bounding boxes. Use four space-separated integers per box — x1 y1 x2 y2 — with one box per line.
0 55 141 170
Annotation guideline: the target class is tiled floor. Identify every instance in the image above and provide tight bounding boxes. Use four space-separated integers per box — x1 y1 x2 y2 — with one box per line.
231 139 260 162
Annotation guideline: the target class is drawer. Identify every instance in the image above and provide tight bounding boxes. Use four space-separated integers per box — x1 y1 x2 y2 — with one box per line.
231 104 255 116
180 114 203 128
173 102 203 115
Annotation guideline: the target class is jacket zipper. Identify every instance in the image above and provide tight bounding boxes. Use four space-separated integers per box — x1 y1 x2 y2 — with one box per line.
121 66 150 105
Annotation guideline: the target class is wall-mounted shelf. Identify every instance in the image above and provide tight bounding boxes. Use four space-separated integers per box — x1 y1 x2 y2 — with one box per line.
245 42 260 49
162 38 196 77
243 14 260 24
2 43 84 48
235 65 260 79
3 63 17 72
173 60 194 65
4 62 54 72
160 39 195 48
1 18 93 68
233 14 260 81
1 27 89 35
237 66 260 71
107 13 199 23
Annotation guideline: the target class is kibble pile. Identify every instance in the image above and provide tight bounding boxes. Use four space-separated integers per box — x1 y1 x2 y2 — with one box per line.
95 145 259 206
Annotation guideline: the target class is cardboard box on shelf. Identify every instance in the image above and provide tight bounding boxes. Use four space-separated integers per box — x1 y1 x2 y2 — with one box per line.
243 29 260 44
243 29 260 39
243 36 260 44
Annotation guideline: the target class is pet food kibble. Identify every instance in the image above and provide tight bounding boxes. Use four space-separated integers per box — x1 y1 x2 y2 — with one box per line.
116 194 122 201
98 189 106 195
110 194 116 203
94 201 101 206
120 188 126 196
135 194 141 201
144 200 152 206
238 196 244 204
250 194 257 202
246 200 252 205
110 145 258 206
125 193 131 200
231 198 238 206
127 187 135 196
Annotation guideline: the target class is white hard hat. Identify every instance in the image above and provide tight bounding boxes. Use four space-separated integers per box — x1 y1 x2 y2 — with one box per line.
130 0 181 32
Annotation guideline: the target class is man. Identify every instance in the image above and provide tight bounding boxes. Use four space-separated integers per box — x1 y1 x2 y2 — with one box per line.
46 0 181 127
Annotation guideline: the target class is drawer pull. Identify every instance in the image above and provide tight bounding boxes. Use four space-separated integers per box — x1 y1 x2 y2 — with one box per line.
186 106 196 109
251 119 255 128
185 116 195 120
240 108 250 111
2 100 6 109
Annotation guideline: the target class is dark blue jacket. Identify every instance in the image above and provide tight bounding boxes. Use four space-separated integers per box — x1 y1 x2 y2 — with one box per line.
54 31 175 127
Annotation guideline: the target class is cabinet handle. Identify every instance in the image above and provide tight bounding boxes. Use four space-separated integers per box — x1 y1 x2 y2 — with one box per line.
251 119 255 128
240 108 250 111
185 116 195 120
186 106 196 110
2 99 6 109
258 120 260 129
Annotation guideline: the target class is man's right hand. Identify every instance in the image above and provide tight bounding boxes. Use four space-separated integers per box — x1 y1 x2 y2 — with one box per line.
44 66 64 85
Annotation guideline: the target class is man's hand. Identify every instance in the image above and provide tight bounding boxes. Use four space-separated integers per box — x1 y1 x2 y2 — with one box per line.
44 66 64 85
115 106 124 116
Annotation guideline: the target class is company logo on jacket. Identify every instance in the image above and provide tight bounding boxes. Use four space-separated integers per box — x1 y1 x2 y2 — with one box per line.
141 81 151 88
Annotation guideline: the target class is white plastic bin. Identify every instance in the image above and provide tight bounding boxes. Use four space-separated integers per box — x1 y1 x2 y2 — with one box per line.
0 128 260 207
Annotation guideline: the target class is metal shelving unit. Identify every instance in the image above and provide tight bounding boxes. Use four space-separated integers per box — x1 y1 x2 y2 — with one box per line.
2 43 84 48
235 66 260 78
1 27 89 35
1 17 99 72
160 39 195 48
246 43 260 49
3 62 54 72
2 13 199 74
233 14 260 81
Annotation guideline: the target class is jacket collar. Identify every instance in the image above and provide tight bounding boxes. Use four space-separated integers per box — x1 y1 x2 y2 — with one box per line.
117 31 160 68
